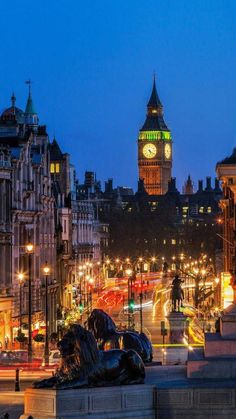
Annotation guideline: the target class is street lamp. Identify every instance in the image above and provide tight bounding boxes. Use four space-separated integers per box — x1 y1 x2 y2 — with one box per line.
126 268 134 330
138 258 143 333
43 262 50 366
18 273 24 337
26 242 34 363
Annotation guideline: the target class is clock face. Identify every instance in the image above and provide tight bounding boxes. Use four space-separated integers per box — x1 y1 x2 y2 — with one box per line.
164 143 171 159
142 143 157 159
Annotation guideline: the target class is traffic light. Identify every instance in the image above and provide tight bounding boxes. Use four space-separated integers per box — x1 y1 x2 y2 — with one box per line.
128 298 135 313
79 300 83 314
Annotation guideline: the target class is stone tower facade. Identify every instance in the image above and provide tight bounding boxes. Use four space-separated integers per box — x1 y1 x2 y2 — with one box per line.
138 78 172 195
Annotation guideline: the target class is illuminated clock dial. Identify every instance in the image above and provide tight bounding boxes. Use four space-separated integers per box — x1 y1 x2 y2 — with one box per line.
143 143 157 159
164 143 171 159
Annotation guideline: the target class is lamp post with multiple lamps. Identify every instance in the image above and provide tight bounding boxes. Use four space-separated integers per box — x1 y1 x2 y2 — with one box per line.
25 242 34 363
43 262 50 366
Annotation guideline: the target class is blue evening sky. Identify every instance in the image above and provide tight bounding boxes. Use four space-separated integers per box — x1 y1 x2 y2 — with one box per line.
0 0 236 191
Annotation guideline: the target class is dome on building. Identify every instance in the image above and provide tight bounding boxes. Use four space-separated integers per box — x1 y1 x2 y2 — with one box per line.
1 93 25 123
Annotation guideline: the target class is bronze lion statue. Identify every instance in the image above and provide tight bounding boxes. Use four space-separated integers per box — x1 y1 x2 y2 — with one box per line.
88 309 153 363
34 324 145 389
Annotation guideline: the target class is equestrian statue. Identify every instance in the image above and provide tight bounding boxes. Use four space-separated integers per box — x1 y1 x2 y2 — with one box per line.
171 274 184 312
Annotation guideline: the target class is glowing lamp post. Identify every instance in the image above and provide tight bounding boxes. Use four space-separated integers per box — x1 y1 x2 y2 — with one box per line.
126 268 135 330
26 243 34 363
18 273 24 338
139 257 143 333
43 262 50 366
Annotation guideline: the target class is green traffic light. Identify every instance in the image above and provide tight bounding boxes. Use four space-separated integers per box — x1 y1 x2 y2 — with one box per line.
128 298 135 312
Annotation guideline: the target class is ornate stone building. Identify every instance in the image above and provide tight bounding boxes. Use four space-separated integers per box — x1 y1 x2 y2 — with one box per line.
138 78 172 195
0 90 57 347
216 149 236 273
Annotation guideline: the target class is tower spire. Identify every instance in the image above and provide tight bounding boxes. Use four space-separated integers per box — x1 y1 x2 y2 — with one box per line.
147 75 162 109
24 79 38 129
25 80 37 115
11 92 16 108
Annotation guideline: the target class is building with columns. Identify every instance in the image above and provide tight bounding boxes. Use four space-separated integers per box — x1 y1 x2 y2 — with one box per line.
216 149 236 280
0 90 57 347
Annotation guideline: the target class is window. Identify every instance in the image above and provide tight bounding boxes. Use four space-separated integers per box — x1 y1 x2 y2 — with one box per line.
199 207 204 213
50 162 60 173
171 239 176 245
207 207 211 213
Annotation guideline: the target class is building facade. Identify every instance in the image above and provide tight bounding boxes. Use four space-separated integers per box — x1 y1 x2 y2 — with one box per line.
0 91 57 347
138 78 172 195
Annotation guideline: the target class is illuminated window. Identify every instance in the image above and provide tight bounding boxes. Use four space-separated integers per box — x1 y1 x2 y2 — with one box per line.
207 207 211 213
55 163 60 173
163 239 166 244
171 239 176 245
50 163 55 173
182 206 189 213
199 207 204 213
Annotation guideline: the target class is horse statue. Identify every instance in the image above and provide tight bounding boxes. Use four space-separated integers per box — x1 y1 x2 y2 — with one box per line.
87 309 153 363
171 275 184 312
33 324 145 389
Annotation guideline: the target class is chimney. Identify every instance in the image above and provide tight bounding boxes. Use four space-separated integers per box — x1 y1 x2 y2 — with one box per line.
214 178 221 192
205 176 212 191
198 180 203 193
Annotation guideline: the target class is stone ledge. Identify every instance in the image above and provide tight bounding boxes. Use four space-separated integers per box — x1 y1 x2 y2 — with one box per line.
20 385 155 419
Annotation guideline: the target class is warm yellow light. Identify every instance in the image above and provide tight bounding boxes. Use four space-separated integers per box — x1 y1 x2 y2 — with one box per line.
151 257 156 262
86 262 89 266
89 278 94 284
79 272 83 277
126 269 132 276
201 269 206 276
139 257 143 262
97 261 101 265
193 268 199 274
26 243 34 253
43 265 50 275
106 259 110 264
18 273 24 282
125 258 130 263
214 277 220 284
86 275 90 280
115 258 120 263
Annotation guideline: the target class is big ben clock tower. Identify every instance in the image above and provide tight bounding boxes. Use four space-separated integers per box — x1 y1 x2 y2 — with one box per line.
138 77 172 195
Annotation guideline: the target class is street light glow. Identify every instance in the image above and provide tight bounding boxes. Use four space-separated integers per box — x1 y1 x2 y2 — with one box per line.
43 264 50 275
26 243 34 253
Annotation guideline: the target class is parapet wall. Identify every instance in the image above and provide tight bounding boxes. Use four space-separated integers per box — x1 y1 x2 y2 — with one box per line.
20 384 236 418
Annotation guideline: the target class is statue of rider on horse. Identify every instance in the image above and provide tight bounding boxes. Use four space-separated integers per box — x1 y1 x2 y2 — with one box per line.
171 274 184 312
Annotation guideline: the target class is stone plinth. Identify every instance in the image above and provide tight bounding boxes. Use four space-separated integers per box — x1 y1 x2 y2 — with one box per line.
205 332 236 357
20 384 155 419
167 311 187 344
187 303 236 378
220 303 236 338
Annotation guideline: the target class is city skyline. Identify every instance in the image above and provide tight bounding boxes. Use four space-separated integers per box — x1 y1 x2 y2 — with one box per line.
1 0 236 190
